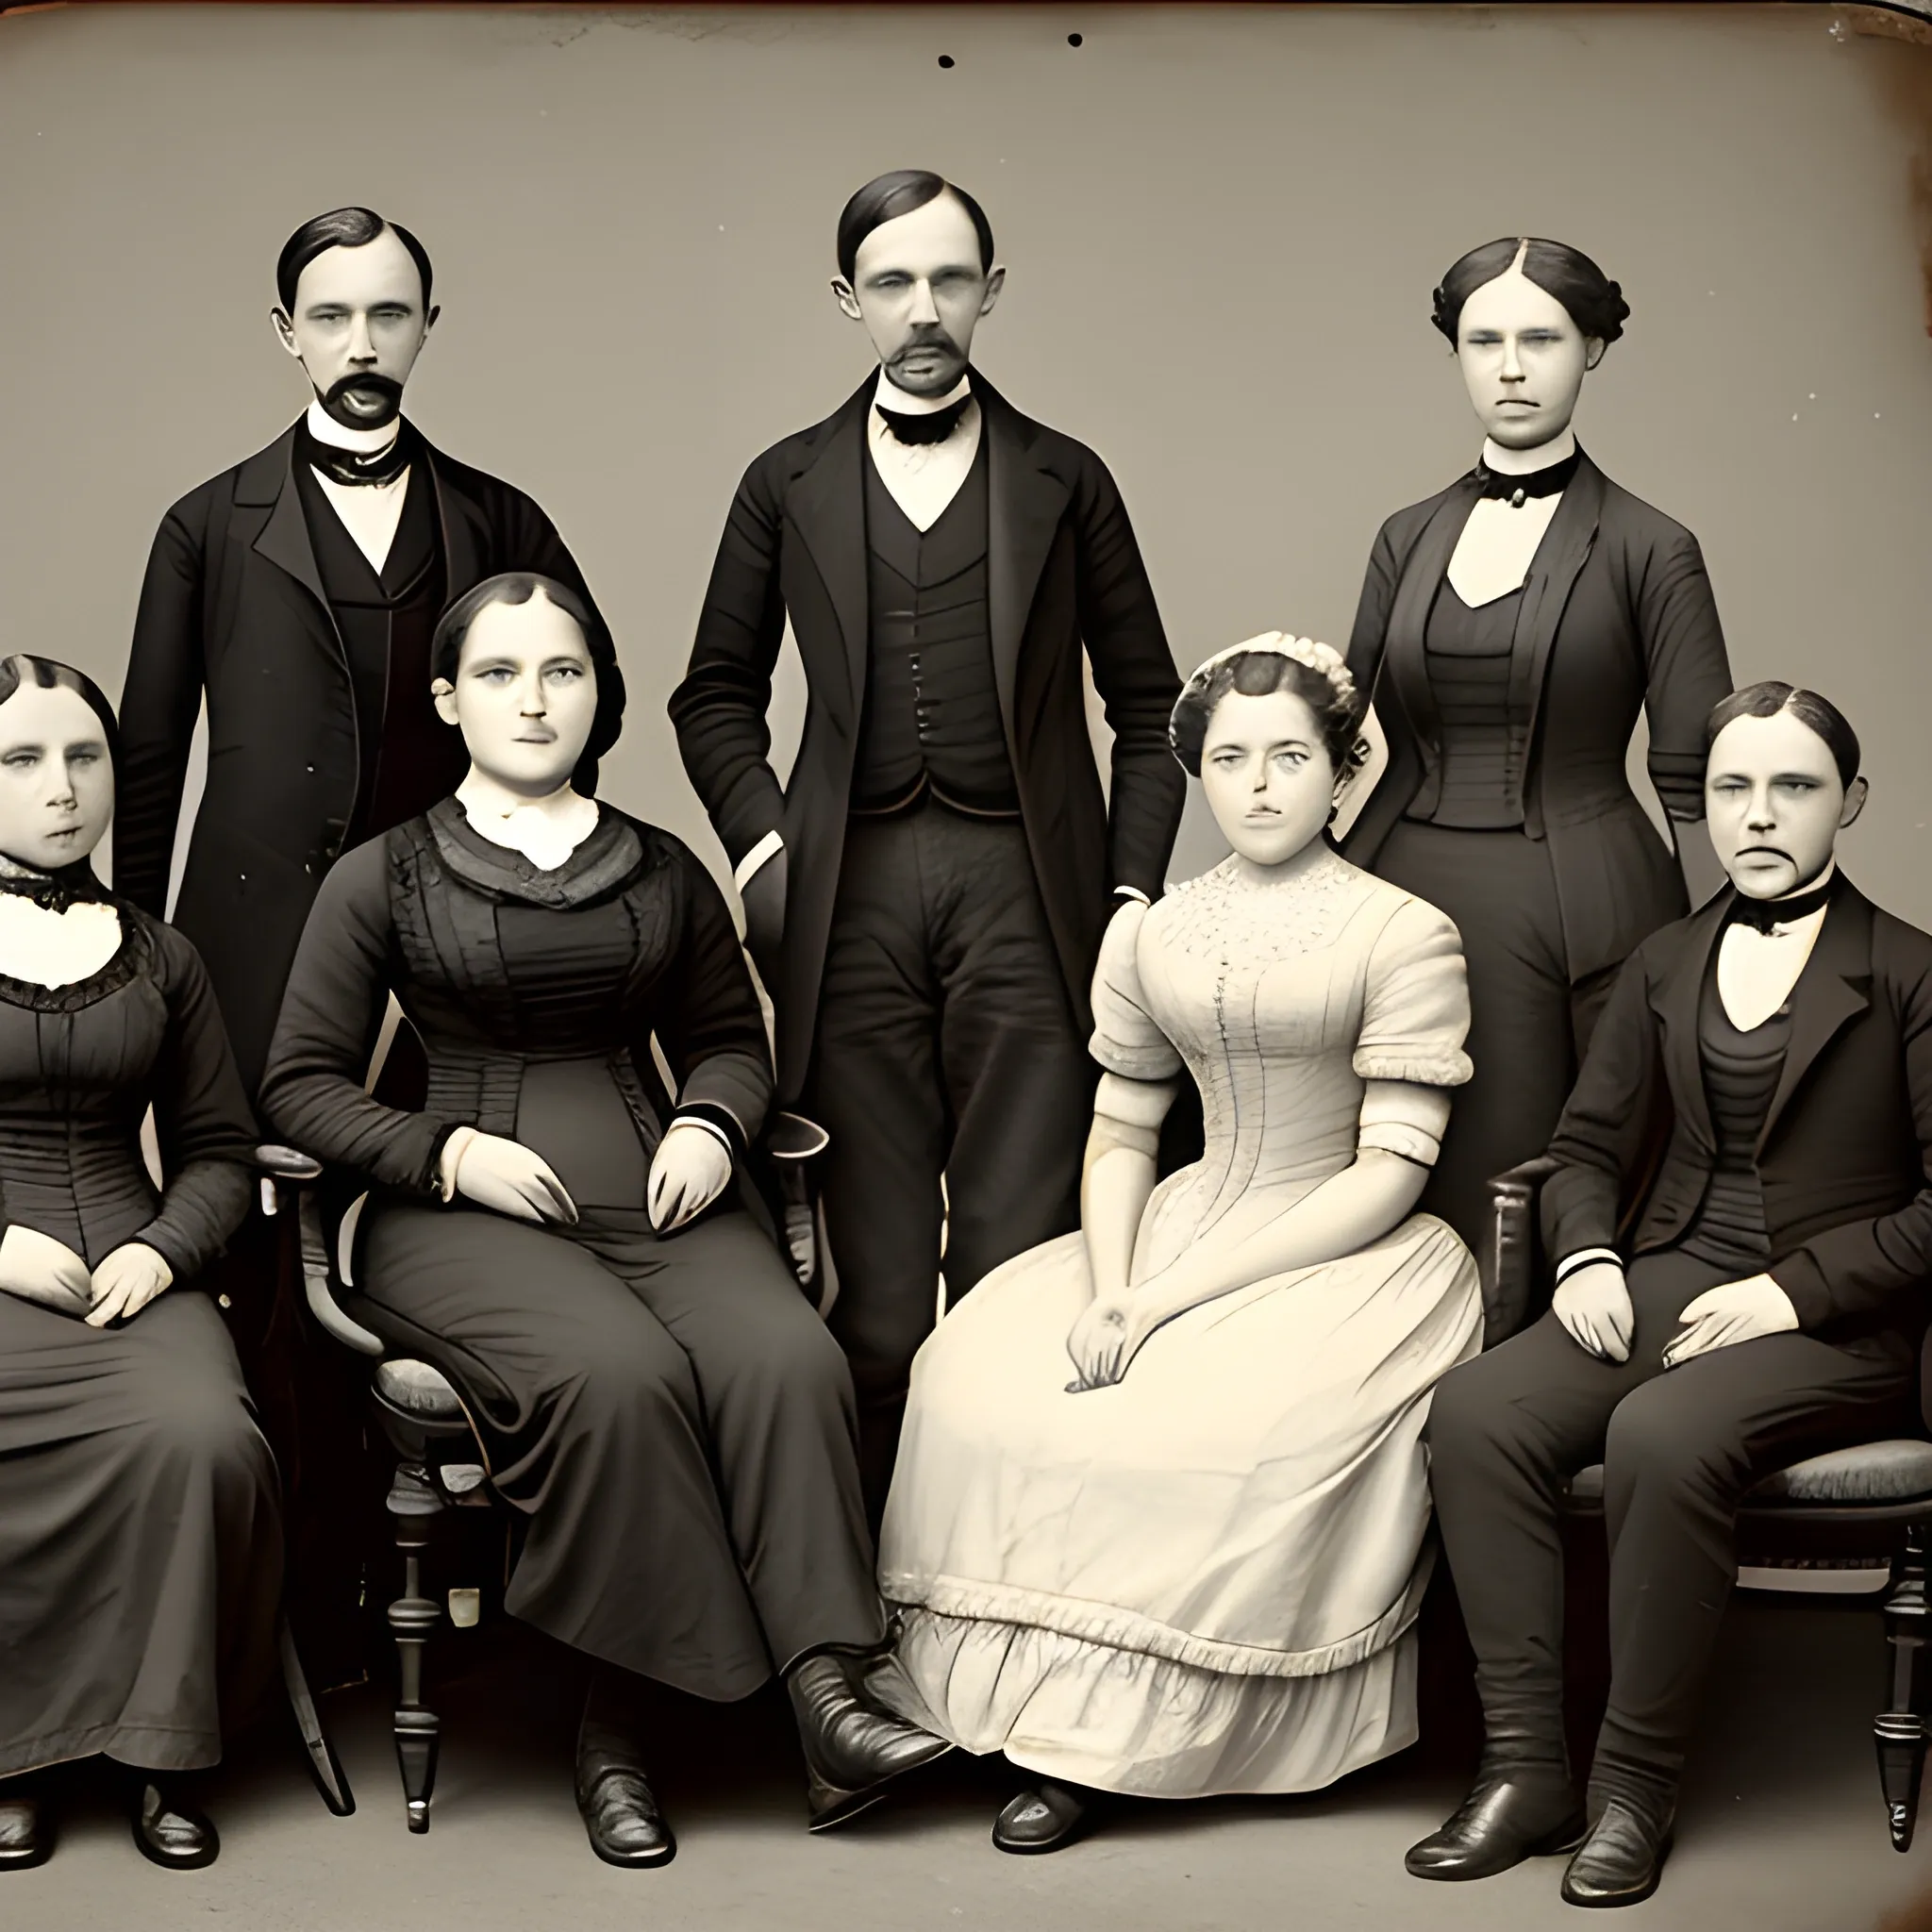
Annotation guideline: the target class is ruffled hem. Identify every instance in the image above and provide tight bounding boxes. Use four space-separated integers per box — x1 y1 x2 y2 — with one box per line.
882 1552 1431 1679
875 1606 1421 1798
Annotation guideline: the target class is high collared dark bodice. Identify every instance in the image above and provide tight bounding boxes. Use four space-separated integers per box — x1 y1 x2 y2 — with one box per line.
1413 581 1529 830
855 436 1016 814
258 802 774 1215
0 892 256 1274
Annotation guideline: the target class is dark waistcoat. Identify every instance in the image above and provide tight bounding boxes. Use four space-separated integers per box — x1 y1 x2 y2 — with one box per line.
294 458 461 841
1678 955 1793 1270
853 438 1018 815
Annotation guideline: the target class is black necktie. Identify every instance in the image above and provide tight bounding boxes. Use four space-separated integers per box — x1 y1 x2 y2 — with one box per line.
297 415 415 489
1727 874 1835 935
1474 448 1581 508
876 394 973 446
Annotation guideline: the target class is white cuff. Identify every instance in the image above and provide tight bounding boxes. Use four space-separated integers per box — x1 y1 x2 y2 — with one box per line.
1555 1246 1623 1286
666 1115 737 1160
733 831 784 891
1112 885 1151 906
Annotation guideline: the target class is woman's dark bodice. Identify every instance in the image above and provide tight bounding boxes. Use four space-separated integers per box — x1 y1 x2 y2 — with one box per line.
1412 582 1528 830
0 901 257 1274
258 802 773 1213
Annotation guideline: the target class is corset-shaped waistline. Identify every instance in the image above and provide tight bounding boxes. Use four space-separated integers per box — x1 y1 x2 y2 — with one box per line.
423 1046 665 1150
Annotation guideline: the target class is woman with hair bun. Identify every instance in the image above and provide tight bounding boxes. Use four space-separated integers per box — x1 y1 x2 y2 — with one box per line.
874 637 1483 1852
1342 238 1734 1251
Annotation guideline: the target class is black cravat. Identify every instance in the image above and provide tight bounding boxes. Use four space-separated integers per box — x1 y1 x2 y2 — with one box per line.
1726 874 1836 935
1474 448 1581 508
0 856 108 914
296 414 415 489
875 394 973 446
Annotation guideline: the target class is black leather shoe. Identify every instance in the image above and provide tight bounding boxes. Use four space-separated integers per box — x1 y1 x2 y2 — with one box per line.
991 1780 1098 1855
0 1792 50 1871
788 1653 953 1831
575 1764 676 1869
131 1782 219 1871
1405 1774 1587 1881
1560 1799 1673 1908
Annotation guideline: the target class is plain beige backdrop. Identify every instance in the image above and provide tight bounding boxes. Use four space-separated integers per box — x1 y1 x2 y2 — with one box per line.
0 1 1928 921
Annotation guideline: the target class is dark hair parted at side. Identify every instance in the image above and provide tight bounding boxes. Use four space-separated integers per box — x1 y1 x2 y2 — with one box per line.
1168 650 1369 780
0 654 122 773
836 171 996 282
1430 237 1630 348
1706 680 1862 790
430 574 627 772
275 207 435 313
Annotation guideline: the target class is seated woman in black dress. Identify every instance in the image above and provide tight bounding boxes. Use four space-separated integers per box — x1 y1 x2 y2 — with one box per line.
0 656 278 1874
258 573 947 1867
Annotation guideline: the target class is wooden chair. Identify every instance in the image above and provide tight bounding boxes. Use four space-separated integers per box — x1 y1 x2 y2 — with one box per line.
1480 1154 1932 1851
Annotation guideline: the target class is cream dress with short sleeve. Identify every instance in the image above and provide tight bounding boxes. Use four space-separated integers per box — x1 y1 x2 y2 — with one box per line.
874 847 1484 1796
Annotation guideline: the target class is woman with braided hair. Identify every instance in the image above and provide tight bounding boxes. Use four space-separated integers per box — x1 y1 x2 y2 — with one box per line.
1341 238 1734 1250
874 638 1483 1851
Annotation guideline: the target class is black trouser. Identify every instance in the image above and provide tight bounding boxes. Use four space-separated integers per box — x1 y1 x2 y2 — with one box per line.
808 803 1093 1522
1427 1248 1913 1811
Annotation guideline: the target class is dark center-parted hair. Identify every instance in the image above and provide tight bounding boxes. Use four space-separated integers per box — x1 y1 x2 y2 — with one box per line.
430 574 626 774
1705 680 1861 790
276 207 435 313
0 654 122 774
836 171 996 283
1169 651 1369 780
1430 237 1629 348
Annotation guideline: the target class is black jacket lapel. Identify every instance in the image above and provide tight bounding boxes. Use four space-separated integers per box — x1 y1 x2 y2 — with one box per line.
1758 887 1874 1155
1648 891 1728 1157
1512 453 1605 768
785 381 874 715
975 375 1072 749
1380 481 1478 769
249 425 350 683
422 441 484 594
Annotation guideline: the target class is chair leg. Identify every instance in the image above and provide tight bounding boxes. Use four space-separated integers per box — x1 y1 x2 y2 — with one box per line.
1876 1523 1931 1852
387 1461 445 1834
278 1616 356 1816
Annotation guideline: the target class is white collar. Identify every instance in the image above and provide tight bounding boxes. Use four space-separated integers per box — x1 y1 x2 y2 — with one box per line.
1479 427 1577 478
455 769 599 872
306 396 404 458
872 369 972 418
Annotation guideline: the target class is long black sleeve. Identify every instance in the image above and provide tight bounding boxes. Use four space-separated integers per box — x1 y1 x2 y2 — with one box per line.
257 839 449 1195
113 492 211 916
668 456 792 872
134 921 258 1280
1073 454 1184 902
1636 525 1731 823
647 838 774 1147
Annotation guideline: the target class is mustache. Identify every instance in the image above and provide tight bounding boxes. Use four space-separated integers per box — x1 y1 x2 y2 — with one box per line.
322 372 405 409
890 325 964 360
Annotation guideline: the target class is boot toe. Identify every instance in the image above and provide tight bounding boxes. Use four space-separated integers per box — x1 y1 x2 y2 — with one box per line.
1559 1802 1672 1908
991 1783 1094 1855
131 1786 220 1871
0 1797 50 1871
578 1768 676 1869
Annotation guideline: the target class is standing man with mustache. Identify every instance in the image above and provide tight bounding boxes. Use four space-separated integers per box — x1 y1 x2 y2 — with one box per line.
672 170 1183 1520
112 206 608 1680
115 204 608 1094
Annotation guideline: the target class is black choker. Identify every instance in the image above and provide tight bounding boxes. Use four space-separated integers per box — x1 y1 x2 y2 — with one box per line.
876 394 973 446
1727 874 1835 935
297 414 415 489
0 856 108 913
1474 449 1580 508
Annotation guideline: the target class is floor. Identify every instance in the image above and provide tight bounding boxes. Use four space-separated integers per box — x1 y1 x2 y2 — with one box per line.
9 1590 1932 1932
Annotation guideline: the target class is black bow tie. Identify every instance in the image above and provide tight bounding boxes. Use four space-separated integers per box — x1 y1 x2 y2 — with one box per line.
876 394 973 446
1474 449 1581 507
0 858 108 914
1727 875 1835 935
297 414 415 489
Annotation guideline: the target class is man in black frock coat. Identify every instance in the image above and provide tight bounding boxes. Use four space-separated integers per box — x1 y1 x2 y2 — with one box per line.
671 172 1183 1515
111 207 607 1679
115 206 605 1093
1410 682 1932 1907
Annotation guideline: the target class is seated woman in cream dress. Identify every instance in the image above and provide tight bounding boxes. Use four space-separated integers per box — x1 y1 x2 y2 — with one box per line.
875 636 1485 1853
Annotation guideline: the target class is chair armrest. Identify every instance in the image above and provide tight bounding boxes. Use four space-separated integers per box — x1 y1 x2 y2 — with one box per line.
1480 1155 1561 1349
255 1142 325 1183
